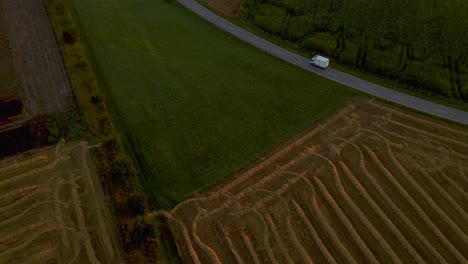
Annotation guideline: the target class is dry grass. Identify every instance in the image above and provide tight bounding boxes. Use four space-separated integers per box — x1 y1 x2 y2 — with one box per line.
0 142 124 263
168 98 468 263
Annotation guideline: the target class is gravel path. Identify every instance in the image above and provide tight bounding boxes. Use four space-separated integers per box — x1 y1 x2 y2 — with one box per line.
177 0 468 125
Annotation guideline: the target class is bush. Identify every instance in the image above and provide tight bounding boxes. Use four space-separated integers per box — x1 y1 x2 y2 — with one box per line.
90 95 103 104
130 219 155 246
28 116 51 143
128 195 146 216
62 30 76 44
110 159 132 182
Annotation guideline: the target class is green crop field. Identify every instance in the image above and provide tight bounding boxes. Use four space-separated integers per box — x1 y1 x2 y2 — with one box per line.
238 0 468 102
70 0 351 208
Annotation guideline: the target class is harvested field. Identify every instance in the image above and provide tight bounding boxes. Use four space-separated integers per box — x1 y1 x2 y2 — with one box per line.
0 0 74 131
0 142 124 263
0 4 16 97
0 4 21 126
205 0 241 16
169 99 468 263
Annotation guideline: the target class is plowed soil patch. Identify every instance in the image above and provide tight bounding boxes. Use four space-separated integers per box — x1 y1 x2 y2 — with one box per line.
169 99 468 263
206 0 240 16
0 97 22 124
0 142 124 263
0 0 75 130
0 4 17 100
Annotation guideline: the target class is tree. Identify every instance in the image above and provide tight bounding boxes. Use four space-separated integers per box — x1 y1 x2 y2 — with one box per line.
128 195 146 216
110 159 132 182
130 219 155 246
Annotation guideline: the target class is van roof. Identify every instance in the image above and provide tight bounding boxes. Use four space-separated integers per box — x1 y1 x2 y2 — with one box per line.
315 55 329 62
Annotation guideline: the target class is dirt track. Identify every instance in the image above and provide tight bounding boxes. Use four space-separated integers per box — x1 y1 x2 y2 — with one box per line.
169 99 468 263
0 142 125 263
0 0 74 131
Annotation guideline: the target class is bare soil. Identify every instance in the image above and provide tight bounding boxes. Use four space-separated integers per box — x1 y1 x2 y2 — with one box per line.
0 142 125 263
169 98 468 263
205 0 241 17
0 4 16 98
0 122 49 160
0 97 22 125
0 0 75 132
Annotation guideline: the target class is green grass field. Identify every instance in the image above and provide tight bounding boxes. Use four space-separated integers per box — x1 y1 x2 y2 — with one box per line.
70 0 351 207
238 0 468 102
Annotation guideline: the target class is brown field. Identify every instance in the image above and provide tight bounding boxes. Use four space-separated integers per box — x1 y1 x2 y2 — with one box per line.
169 99 468 264
0 142 124 263
0 3 20 126
0 3 16 97
205 0 241 17
0 0 75 132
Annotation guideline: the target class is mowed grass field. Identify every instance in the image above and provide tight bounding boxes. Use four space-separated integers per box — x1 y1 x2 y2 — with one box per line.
70 0 351 207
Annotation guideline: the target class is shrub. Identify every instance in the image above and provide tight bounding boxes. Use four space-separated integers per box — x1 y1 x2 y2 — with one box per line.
130 219 155 246
110 159 132 182
90 95 103 104
128 195 146 216
62 30 76 44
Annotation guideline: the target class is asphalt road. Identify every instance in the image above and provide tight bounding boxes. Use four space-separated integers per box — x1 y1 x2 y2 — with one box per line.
177 0 468 125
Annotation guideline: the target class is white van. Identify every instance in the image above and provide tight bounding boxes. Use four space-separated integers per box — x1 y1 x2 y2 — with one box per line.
310 55 329 69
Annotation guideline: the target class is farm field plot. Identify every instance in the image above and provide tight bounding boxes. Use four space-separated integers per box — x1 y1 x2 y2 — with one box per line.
0 142 124 263
0 5 16 97
70 0 351 207
206 0 240 16
0 4 20 127
0 0 75 132
236 0 468 103
169 98 468 263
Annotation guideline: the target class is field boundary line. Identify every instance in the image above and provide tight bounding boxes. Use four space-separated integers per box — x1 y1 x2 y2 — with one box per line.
175 218 202 264
219 224 245 264
285 217 313 264
386 119 468 148
339 159 430 263
314 177 382 264
310 187 357 264
367 100 468 136
69 172 101 264
439 170 468 201
364 145 467 263
239 229 262 264
370 131 468 233
316 153 404 264
355 142 449 263
291 199 338 264
192 208 222 264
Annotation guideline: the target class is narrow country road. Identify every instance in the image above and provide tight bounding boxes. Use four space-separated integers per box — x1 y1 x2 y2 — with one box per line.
177 0 468 125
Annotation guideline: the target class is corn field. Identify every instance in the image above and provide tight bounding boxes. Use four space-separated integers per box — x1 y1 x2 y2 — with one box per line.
238 0 468 101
